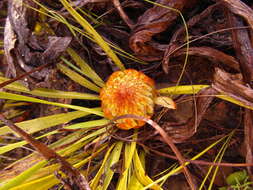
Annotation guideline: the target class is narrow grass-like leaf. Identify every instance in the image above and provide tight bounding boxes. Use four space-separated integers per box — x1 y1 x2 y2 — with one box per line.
0 129 107 188
198 133 233 190
159 85 253 110
61 56 104 88
73 143 108 169
58 127 107 156
128 151 145 189
0 91 103 116
158 85 209 95
90 144 116 189
67 48 105 87
117 132 137 190
133 150 162 190
0 110 90 136
0 109 25 123
29 144 107 183
57 63 101 92
128 173 144 190
63 119 109 130
30 88 99 100
100 141 123 190
59 0 125 70
0 76 99 100
13 144 107 190
3 102 30 109
207 133 233 190
11 174 58 190
216 95 253 110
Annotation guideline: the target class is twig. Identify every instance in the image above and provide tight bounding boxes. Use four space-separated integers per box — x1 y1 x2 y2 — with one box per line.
0 62 51 89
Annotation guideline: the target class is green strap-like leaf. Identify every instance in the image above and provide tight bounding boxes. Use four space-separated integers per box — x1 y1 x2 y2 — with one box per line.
133 150 162 190
158 85 209 95
0 91 104 116
59 0 125 70
57 63 101 92
0 111 89 136
0 76 99 100
117 132 137 190
90 144 116 189
66 48 105 87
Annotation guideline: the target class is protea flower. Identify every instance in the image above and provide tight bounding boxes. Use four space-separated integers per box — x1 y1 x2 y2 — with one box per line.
100 69 175 130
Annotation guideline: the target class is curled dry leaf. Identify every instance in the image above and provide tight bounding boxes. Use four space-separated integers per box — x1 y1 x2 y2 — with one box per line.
170 46 240 71
228 12 253 85
222 0 253 30
212 68 253 108
129 0 191 61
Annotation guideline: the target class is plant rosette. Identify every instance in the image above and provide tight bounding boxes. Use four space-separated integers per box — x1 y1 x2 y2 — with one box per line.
100 69 176 130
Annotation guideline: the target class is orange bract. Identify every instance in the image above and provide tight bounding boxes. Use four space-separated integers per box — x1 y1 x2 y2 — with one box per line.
100 69 156 130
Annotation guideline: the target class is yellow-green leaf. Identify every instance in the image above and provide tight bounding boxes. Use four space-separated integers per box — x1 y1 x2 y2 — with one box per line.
117 132 137 190
158 85 209 95
0 91 103 116
0 76 99 100
133 150 162 190
67 48 105 87
57 63 101 92
59 0 125 70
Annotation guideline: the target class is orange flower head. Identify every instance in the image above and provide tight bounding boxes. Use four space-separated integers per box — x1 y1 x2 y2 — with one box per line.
100 69 156 130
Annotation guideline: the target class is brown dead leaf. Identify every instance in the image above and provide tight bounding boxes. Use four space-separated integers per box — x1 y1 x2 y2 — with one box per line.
228 12 253 86
129 0 192 61
222 0 253 30
170 46 240 71
212 68 253 108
